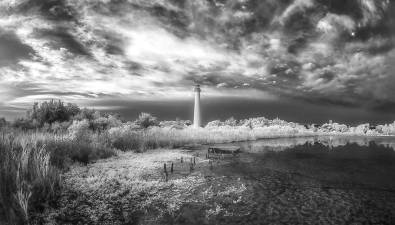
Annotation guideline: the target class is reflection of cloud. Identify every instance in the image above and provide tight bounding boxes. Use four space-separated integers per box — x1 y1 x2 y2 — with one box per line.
0 0 394 117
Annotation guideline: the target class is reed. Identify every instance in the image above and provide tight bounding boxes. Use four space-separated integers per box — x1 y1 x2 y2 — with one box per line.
0 132 60 225
0 129 116 224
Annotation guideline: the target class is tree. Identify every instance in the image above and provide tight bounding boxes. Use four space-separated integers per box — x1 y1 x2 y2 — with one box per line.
26 100 81 127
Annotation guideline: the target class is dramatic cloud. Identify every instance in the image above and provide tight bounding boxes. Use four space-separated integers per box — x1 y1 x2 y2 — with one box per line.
0 0 394 121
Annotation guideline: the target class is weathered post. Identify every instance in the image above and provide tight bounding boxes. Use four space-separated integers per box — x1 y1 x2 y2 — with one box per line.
171 163 174 173
163 163 168 182
181 157 183 163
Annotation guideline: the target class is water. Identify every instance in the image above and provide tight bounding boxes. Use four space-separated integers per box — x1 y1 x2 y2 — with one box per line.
171 136 395 225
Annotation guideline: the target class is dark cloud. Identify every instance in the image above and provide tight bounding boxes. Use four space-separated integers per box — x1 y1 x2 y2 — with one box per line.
0 29 34 67
16 0 76 21
34 28 90 56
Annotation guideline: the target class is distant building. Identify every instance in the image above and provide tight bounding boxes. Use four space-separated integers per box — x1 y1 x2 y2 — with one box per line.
193 84 201 128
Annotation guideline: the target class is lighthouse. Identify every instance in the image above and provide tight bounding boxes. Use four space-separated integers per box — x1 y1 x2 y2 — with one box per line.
193 84 201 128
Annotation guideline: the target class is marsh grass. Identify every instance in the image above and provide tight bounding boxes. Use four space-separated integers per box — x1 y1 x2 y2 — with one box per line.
0 129 116 224
0 132 61 225
108 125 317 152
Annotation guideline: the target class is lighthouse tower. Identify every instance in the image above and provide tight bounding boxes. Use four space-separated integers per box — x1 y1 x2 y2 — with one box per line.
193 84 201 128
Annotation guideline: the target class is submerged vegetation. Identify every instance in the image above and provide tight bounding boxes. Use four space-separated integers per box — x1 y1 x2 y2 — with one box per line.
1 100 395 224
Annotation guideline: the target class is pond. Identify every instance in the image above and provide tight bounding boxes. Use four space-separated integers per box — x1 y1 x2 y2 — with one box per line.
171 136 395 225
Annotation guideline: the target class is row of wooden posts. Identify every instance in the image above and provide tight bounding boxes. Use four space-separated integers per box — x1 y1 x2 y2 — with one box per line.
163 156 198 182
162 150 226 182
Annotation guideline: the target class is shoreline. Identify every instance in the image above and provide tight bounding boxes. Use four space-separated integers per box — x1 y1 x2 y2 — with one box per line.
184 132 395 147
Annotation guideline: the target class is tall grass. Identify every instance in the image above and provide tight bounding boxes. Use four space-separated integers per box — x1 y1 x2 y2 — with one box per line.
0 129 116 224
0 132 60 225
107 124 317 151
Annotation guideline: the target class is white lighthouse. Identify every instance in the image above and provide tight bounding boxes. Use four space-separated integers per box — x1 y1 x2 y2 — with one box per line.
193 84 201 128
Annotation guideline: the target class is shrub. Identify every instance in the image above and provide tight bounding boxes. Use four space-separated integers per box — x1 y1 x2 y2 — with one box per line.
26 100 80 127
12 118 35 130
73 108 96 121
135 113 159 128
68 119 91 142
91 115 123 131
108 123 141 151
0 118 7 128
159 119 191 129
353 123 370 134
50 121 71 134
224 117 238 126
206 120 223 128
47 138 115 167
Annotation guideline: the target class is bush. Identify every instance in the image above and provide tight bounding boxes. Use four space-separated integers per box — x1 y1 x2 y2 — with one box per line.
0 118 7 128
108 123 141 151
27 100 80 127
205 120 223 128
224 117 238 126
135 113 159 129
159 119 191 129
12 118 35 130
91 115 123 131
46 138 115 167
68 119 91 142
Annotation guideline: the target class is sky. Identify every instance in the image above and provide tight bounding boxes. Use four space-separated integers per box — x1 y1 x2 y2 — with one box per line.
0 0 395 124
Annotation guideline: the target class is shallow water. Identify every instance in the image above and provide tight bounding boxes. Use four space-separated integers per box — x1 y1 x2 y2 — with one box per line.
170 136 395 225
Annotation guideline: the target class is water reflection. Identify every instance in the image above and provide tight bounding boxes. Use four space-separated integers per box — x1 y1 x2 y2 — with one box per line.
173 136 395 224
235 135 395 153
222 136 395 190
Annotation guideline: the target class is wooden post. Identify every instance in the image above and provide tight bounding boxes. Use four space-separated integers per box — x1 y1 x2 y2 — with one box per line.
209 160 213 170
181 157 183 163
189 163 193 172
193 157 196 165
171 163 174 173
164 163 167 173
